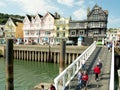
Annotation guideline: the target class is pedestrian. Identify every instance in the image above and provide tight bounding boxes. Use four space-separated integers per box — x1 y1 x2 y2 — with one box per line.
50 84 56 90
93 63 101 81
81 59 86 70
41 85 45 90
98 59 102 69
107 42 112 52
81 71 89 88
77 69 83 88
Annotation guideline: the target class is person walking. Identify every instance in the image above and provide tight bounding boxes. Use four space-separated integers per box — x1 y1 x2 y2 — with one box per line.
81 59 86 70
93 63 101 81
98 59 102 69
77 69 83 88
81 71 89 89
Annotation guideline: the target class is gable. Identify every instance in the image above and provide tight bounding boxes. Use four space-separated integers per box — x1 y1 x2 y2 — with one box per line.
88 6 107 21
35 14 42 23
23 15 30 24
5 18 16 28
42 12 54 22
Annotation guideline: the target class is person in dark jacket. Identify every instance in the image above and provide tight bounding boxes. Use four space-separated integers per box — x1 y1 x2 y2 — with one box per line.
93 63 101 81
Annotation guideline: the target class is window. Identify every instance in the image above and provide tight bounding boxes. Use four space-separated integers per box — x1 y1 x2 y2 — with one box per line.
25 31 29 35
71 31 76 35
63 27 65 30
57 33 59 37
93 30 99 35
93 14 99 20
79 31 84 35
45 31 51 35
57 27 59 30
36 31 40 35
63 33 65 37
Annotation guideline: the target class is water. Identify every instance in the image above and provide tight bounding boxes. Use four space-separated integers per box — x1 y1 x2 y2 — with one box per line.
0 58 59 90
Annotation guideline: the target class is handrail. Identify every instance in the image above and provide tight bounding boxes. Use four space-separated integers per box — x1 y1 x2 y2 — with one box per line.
54 41 96 90
109 41 114 90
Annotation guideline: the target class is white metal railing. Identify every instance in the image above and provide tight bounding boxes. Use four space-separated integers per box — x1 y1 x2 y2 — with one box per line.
109 41 114 90
54 41 96 90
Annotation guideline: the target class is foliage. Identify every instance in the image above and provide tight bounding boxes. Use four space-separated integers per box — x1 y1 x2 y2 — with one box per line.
0 13 24 25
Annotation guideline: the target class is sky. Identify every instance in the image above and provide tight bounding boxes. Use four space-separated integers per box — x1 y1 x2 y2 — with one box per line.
0 0 120 28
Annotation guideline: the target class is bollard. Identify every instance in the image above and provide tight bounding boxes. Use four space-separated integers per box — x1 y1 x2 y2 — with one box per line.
118 69 120 90
6 39 14 90
59 39 66 73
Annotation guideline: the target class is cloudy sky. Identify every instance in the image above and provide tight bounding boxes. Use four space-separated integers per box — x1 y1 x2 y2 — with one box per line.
0 0 120 28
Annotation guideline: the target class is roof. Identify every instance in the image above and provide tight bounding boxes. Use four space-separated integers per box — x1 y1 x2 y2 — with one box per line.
26 14 32 21
38 14 43 18
10 17 23 26
87 4 108 17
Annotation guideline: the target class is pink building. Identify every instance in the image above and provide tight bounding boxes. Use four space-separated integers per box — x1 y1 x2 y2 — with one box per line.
23 12 59 44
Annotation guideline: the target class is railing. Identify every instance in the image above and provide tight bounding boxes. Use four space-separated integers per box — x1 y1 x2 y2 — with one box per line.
109 41 114 90
54 41 96 90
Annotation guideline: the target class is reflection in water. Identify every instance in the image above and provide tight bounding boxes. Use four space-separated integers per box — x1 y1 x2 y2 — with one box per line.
0 58 59 90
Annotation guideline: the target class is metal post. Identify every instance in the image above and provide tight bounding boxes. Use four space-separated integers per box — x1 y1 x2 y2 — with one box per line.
49 38 51 62
59 39 66 73
118 69 120 90
6 39 14 90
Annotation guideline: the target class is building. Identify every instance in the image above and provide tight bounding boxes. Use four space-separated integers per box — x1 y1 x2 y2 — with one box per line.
23 14 42 44
4 17 23 43
69 20 87 44
106 28 120 43
54 17 70 43
23 12 60 44
69 4 108 45
116 28 120 41
0 25 5 44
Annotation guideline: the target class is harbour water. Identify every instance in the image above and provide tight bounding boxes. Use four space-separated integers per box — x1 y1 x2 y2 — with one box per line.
0 58 59 90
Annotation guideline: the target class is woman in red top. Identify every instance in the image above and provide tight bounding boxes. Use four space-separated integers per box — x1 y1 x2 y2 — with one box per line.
81 71 89 88
93 63 101 80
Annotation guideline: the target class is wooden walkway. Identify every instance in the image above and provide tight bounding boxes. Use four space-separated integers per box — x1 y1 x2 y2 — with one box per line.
65 45 112 90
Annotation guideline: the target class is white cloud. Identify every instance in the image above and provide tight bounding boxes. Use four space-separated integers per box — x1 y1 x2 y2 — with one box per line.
0 1 6 7
57 0 74 7
75 0 84 6
11 0 60 15
73 8 87 20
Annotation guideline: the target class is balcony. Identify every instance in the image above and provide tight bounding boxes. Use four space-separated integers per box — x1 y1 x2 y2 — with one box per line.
69 26 87 29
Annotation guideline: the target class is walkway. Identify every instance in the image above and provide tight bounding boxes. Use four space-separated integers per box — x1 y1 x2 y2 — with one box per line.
65 45 112 90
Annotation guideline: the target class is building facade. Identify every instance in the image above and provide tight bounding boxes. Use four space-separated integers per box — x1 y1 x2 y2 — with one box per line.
0 25 4 44
23 14 43 44
69 4 108 45
87 4 108 41
4 17 23 39
69 20 87 44
23 12 60 44
54 17 70 43
4 18 16 39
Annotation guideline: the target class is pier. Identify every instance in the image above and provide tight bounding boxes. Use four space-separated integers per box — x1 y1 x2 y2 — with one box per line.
0 44 88 64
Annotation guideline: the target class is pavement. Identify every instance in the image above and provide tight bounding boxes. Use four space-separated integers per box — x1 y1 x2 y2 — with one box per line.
65 45 112 90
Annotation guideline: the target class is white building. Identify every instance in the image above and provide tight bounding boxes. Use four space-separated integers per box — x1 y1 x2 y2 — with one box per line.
23 12 59 44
